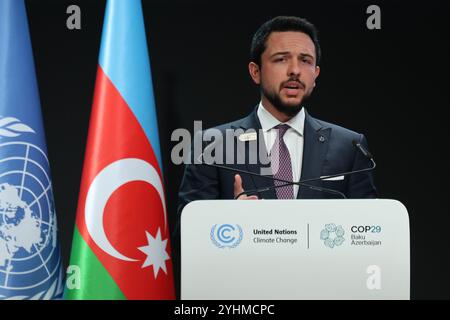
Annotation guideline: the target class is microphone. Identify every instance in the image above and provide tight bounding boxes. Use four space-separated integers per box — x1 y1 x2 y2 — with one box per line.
196 138 348 199
234 139 376 199
352 139 373 159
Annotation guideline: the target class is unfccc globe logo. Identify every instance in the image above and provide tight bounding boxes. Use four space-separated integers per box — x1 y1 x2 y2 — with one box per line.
210 224 243 249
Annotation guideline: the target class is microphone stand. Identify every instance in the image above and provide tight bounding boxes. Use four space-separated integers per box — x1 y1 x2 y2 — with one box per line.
196 154 347 199
235 158 375 199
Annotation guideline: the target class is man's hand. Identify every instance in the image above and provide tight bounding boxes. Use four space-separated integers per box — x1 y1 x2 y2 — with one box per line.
234 174 258 200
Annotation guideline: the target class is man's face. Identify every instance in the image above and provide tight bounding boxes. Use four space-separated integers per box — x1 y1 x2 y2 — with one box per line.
249 31 320 117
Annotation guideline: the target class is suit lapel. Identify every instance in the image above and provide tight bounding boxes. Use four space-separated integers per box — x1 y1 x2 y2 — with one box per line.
233 108 277 199
298 111 331 199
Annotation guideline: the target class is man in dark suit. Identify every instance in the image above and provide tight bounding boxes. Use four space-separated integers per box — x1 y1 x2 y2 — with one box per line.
178 16 377 212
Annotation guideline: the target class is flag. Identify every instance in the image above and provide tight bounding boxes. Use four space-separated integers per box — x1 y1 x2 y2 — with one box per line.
0 0 64 300
64 0 175 299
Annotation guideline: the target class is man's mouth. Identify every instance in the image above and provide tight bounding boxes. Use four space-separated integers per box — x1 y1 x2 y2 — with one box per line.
282 81 304 96
284 81 302 89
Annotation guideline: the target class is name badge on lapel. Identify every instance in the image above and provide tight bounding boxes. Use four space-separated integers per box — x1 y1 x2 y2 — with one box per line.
238 132 257 142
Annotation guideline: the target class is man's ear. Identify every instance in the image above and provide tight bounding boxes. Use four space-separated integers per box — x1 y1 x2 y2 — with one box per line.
248 62 261 85
314 65 320 79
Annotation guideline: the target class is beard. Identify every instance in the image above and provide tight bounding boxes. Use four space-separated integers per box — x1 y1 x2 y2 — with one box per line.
261 83 311 118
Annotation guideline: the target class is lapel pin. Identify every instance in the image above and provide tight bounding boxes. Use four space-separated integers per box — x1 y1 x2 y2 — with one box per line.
238 132 257 142
319 135 326 143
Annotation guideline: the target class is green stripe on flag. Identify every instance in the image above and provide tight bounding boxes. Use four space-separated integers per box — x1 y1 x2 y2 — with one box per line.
64 226 126 300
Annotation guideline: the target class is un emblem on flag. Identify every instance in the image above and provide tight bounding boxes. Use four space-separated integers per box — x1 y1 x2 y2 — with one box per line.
0 119 62 300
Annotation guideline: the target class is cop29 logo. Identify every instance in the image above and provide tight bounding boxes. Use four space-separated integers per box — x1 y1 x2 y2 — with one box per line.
320 223 345 249
210 224 243 249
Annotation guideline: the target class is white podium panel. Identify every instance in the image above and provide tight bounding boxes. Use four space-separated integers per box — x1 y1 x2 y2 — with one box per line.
181 199 410 300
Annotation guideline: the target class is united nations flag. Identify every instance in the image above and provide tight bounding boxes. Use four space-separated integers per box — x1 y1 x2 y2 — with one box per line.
0 0 64 299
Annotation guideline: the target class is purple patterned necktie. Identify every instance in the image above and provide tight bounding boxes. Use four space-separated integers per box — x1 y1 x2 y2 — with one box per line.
270 124 294 199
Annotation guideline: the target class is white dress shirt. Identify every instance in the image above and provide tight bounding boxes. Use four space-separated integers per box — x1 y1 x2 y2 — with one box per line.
257 102 305 198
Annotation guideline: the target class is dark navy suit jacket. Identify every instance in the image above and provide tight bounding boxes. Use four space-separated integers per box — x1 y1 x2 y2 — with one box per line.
177 108 377 216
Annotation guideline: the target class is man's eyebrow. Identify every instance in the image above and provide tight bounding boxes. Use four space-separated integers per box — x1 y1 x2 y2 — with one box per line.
269 52 315 60
269 51 290 58
299 53 315 59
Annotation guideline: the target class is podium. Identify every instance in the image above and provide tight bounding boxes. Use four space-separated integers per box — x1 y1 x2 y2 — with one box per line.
180 199 410 300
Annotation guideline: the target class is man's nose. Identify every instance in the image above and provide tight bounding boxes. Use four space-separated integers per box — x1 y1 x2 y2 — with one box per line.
287 60 301 77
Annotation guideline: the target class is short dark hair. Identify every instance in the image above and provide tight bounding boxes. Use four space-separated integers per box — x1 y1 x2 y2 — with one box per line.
250 16 321 66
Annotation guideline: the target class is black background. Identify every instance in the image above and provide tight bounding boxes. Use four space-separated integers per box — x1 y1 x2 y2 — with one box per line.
25 0 450 299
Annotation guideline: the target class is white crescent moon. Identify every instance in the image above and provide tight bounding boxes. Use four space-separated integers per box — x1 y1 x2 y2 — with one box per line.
84 158 167 261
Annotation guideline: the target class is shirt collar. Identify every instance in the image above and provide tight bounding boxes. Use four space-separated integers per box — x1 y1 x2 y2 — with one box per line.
257 101 305 136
